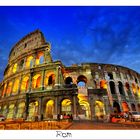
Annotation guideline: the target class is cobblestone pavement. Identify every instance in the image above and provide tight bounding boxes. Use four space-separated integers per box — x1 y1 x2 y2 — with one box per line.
67 121 140 130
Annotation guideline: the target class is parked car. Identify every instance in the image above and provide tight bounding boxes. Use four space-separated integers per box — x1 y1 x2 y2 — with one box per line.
129 111 140 122
110 113 125 123
0 114 5 121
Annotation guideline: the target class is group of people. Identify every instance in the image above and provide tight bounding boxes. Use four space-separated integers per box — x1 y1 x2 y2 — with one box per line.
57 114 73 121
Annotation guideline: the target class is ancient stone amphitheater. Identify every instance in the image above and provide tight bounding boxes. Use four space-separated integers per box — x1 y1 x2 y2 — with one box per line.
0 30 140 121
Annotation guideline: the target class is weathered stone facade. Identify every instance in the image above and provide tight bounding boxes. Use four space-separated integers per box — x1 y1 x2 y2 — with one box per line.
0 30 140 121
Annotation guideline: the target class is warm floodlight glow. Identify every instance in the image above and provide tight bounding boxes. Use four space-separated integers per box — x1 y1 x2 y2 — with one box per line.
12 79 19 93
21 76 29 91
26 56 34 68
12 63 17 73
36 52 44 65
32 74 41 88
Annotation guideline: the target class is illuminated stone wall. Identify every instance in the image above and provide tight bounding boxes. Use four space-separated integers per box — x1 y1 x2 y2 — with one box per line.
0 30 140 121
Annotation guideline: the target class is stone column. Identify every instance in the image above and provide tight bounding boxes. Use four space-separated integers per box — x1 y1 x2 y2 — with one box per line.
28 73 33 92
92 98 96 121
41 70 45 90
106 81 113 106
38 97 43 121
89 96 94 120
17 75 22 94
54 97 58 119
114 82 123 111
32 53 36 67
129 84 136 104
10 80 15 96
55 66 61 87
73 95 77 120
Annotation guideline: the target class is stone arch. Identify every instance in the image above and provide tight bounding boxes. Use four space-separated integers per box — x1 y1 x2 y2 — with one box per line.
100 80 107 89
131 103 136 111
32 74 41 89
45 72 55 86
2 84 7 97
6 81 13 95
12 63 18 73
7 103 15 119
12 78 20 94
125 82 131 95
45 100 55 119
28 100 39 121
77 75 87 87
16 102 25 118
109 81 116 94
132 83 136 95
60 98 72 115
108 73 114 80
122 101 130 112
113 101 121 113
118 81 125 95
36 52 44 65
26 56 34 68
65 77 73 85
95 100 105 120
21 76 29 92
2 105 7 117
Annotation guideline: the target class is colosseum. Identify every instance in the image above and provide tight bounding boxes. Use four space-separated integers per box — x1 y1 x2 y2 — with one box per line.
0 30 140 121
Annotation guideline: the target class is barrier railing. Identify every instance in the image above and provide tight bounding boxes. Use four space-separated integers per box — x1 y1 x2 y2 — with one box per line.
0 120 71 130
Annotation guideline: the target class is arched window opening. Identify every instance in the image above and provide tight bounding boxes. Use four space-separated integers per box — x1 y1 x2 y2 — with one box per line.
16 102 25 118
95 100 105 120
26 56 34 68
36 52 44 65
61 99 72 115
138 104 140 112
122 102 129 112
125 82 131 96
65 77 73 85
6 82 13 95
12 63 17 73
118 81 124 95
100 80 107 89
19 59 24 69
12 79 19 94
77 94 91 119
132 83 137 94
94 80 97 88
2 84 7 97
113 101 121 113
138 86 140 97
2 105 7 117
32 74 41 89
7 104 15 119
131 103 136 111
7 67 12 76
108 73 113 80
45 100 54 119
109 81 116 94
45 72 55 88
28 101 38 121
77 75 87 87
135 78 138 83
21 76 29 92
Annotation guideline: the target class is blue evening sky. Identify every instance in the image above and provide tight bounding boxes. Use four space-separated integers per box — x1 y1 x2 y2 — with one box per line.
0 6 140 81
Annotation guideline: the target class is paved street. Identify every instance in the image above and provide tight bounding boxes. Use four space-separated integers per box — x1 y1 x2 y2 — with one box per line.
67 121 140 130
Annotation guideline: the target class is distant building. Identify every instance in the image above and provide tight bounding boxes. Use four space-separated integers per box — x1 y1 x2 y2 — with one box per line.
0 30 140 121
